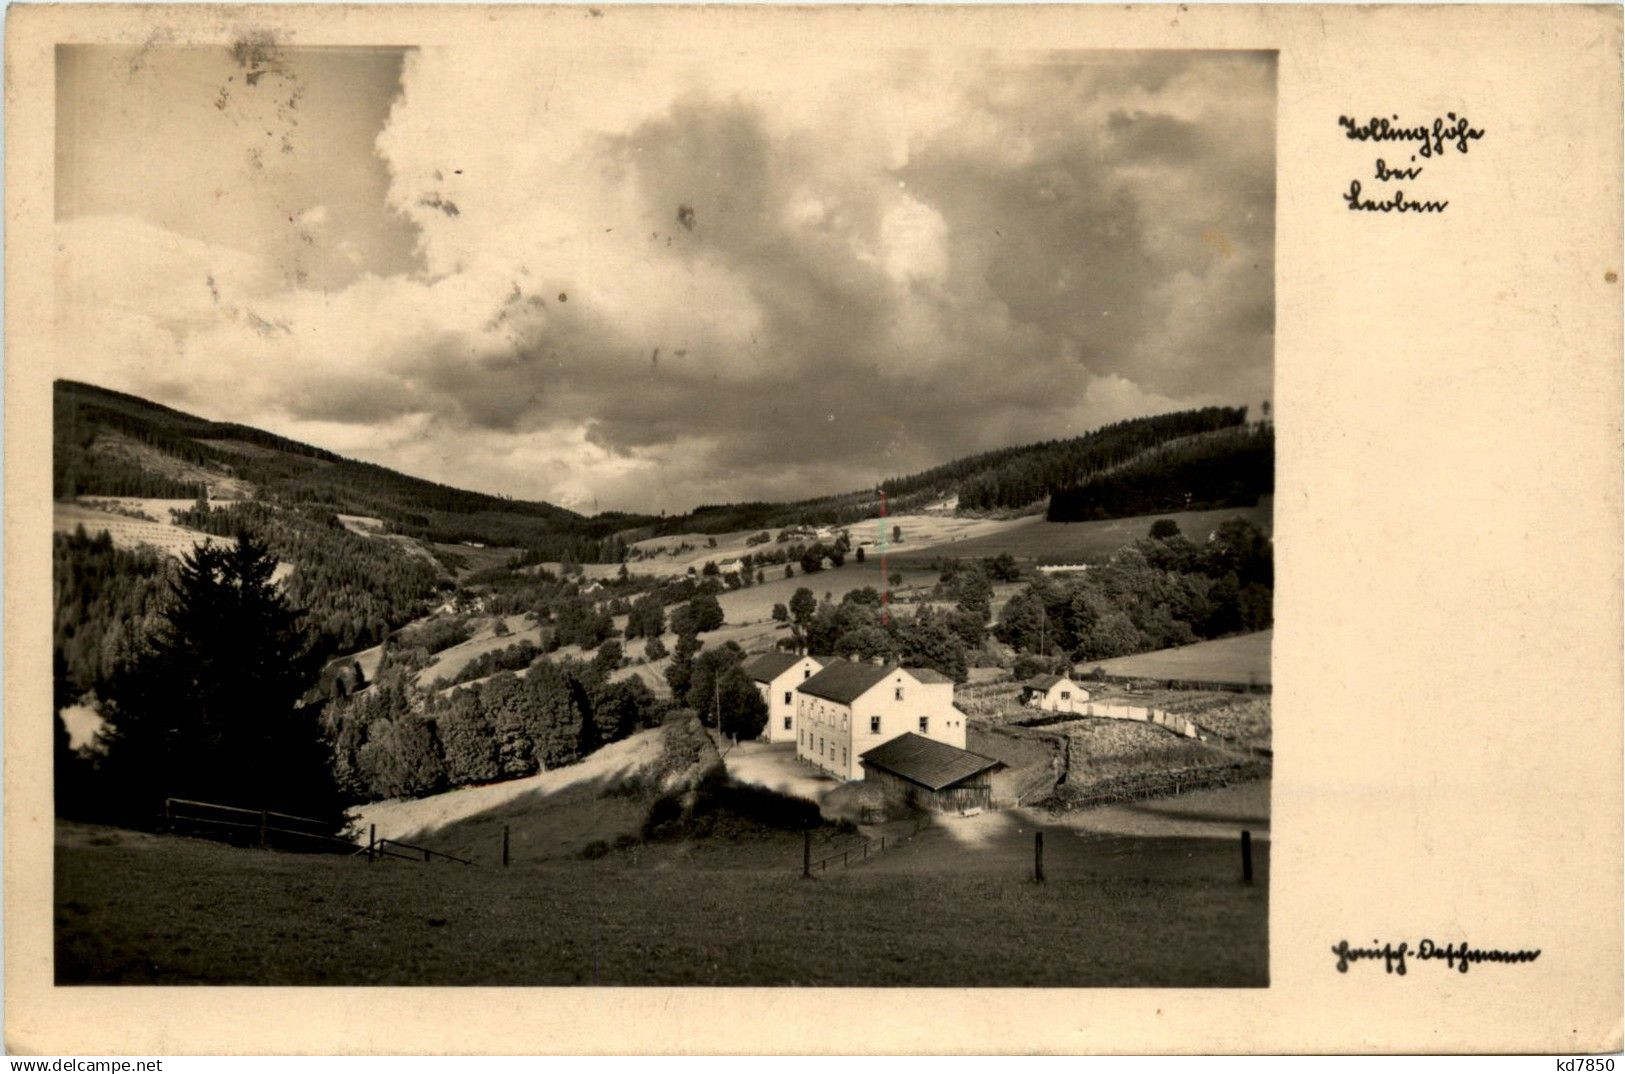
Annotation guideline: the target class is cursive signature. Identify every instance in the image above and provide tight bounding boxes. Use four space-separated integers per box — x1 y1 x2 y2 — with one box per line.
1332 938 1541 974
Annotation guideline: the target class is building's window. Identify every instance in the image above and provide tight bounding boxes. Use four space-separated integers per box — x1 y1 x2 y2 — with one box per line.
842 748 847 766
870 716 881 734
919 716 929 733
819 737 824 754
895 687 904 701
784 716 792 731
804 668 811 679
1060 691 1070 700
784 691 792 705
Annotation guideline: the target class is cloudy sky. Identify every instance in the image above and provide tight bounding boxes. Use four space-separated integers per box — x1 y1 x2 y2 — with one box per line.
56 43 1274 515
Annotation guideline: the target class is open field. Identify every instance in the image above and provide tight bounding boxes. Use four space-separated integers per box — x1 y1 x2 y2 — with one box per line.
55 501 227 558
55 817 1266 986
56 500 295 586
888 497 1272 567
1083 629 1272 687
429 542 525 577
351 724 684 860
708 560 942 626
1061 719 1234 782
415 614 540 687
1050 779 1270 840
92 429 255 498
572 513 1041 581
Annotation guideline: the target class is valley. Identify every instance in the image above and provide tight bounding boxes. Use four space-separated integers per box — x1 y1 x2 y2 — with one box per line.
52 378 1273 988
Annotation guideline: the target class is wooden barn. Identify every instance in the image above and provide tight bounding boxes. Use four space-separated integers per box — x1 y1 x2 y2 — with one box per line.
858 733 1005 814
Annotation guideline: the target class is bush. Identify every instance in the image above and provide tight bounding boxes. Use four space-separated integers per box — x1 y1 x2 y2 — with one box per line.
641 792 688 840
580 839 611 860
689 771 823 832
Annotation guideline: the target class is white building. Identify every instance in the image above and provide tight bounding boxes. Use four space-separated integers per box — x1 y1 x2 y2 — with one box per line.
1019 673 1090 713
740 652 823 743
795 661 969 781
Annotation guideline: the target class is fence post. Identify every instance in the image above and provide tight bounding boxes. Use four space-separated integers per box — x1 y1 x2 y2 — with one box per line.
1034 830 1045 883
259 810 268 849
164 799 173 833
802 829 811 879
502 825 510 868
423 846 432 863
1241 830 1254 885
368 824 376 863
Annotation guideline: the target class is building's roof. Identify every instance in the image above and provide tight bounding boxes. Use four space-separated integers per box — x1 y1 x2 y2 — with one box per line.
1021 673 1069 691
740 651 808 684
905 667 953 684
859 733 1004 791
797 660 897 704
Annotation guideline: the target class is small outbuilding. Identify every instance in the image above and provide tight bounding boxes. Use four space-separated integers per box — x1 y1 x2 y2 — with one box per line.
1019 673 1089 713
858 733 1005 814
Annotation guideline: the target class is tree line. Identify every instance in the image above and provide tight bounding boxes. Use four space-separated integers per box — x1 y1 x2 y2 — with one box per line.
994 516 1273 664
896 406 1250 512
327 645 663 802
1046 424 1273 523
176 500 450 653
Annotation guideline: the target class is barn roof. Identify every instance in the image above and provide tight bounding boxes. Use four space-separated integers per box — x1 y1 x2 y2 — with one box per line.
859 734 1004 791
905 667 953 684
797 661 896 704
1021 673 1068 691
740 651 807 684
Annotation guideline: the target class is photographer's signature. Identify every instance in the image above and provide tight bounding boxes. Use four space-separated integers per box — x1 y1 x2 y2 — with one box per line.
1332 939 1540 974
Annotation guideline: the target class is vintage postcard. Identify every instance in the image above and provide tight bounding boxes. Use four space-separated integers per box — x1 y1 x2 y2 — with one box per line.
5 2 1620 1056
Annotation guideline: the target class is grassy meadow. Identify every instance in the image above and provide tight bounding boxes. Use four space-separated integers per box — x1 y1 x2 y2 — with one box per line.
55 820 1266 987
887 498 1272 567
1084 629 1273 687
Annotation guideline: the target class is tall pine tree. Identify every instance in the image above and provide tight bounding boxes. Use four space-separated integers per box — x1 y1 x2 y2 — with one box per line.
98 536 340 831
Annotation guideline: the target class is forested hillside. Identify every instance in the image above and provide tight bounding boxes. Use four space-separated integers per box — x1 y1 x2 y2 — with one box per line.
893 407 1249 511
176 500 451 652
54 529 173 694
640 406 1255 536
1046 425 1273 522
55 380 635 557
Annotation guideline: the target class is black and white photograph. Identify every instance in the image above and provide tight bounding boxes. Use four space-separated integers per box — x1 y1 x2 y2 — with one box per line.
9 0 1624 1059
45 37 1280 989
8 0 1625 1059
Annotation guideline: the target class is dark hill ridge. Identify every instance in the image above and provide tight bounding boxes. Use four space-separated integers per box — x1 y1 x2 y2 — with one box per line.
56 379 1268 551
634 406 1259 538
54 379 632 553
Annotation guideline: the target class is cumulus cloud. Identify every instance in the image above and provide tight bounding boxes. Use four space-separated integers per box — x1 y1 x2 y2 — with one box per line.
56 46 1274 513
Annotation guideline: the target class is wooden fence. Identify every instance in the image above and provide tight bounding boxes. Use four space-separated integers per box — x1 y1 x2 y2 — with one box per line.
367 835 476 866
163 798 357 854
164 798 476 865
1036 760 1272 812
803 815 930 875
1014 706 1272 761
